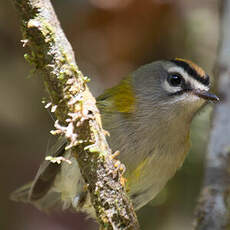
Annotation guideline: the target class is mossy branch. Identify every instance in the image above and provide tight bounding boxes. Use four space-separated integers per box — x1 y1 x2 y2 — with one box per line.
12 0 139 229
193 1 230 229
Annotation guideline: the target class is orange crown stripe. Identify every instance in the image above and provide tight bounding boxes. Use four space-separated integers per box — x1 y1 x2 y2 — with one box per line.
175 58 206 79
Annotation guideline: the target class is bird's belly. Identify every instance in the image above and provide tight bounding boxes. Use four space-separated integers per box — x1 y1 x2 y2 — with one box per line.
53 138 189 213
126 147 188 210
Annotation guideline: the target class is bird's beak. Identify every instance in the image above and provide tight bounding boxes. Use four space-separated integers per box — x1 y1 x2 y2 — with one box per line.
193 89 219 102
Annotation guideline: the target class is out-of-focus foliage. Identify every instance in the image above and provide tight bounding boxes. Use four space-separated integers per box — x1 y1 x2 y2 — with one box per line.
1 0 218 229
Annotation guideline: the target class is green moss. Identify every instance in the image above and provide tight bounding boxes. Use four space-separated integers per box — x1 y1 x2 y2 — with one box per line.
24 52 35 64
40 18 55 43
57 72 65 80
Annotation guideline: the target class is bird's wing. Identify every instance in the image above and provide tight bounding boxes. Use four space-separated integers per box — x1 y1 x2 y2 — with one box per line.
29 136 67 201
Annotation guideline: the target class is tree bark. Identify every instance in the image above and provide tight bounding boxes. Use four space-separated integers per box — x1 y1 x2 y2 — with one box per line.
12 0 139 229
194 1 230 229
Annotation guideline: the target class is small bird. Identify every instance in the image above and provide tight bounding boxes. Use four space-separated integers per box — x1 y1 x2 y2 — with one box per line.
11 58 219 217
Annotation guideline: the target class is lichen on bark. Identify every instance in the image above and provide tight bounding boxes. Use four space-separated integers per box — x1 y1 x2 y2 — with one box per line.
12 0 139 229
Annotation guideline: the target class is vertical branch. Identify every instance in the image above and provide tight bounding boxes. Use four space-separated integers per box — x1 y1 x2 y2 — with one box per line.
194 1 230 229
12 0 139 229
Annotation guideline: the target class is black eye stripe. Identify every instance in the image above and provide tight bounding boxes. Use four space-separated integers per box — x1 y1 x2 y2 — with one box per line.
166 78 192 96
170 59 210 86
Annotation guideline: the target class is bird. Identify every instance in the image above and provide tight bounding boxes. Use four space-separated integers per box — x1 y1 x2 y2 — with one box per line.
11 58 219 217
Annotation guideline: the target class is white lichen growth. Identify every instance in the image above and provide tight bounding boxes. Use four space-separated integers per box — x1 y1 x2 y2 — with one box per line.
45 156 72 164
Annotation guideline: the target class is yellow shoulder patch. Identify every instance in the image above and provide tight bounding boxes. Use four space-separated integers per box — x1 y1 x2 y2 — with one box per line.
97 75 135 114
113 76 135 113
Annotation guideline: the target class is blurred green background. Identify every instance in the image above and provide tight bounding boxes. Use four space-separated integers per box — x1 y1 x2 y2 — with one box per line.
1 0 219 229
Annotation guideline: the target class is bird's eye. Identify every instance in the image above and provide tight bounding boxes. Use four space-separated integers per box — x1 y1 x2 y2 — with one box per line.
167 73 182 87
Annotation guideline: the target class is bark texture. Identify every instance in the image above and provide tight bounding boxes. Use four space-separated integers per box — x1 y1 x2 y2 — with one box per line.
194 1 230 229
12 0 139 229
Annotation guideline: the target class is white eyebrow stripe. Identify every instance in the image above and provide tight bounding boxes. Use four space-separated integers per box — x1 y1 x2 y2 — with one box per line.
168 66 209 91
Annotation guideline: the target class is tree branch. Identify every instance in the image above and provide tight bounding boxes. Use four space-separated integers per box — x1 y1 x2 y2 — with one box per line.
193 1 230 229
12 0 139 229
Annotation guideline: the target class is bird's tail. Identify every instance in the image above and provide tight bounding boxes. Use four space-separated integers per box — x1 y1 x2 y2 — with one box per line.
10 182 62 212
10 182 32 203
